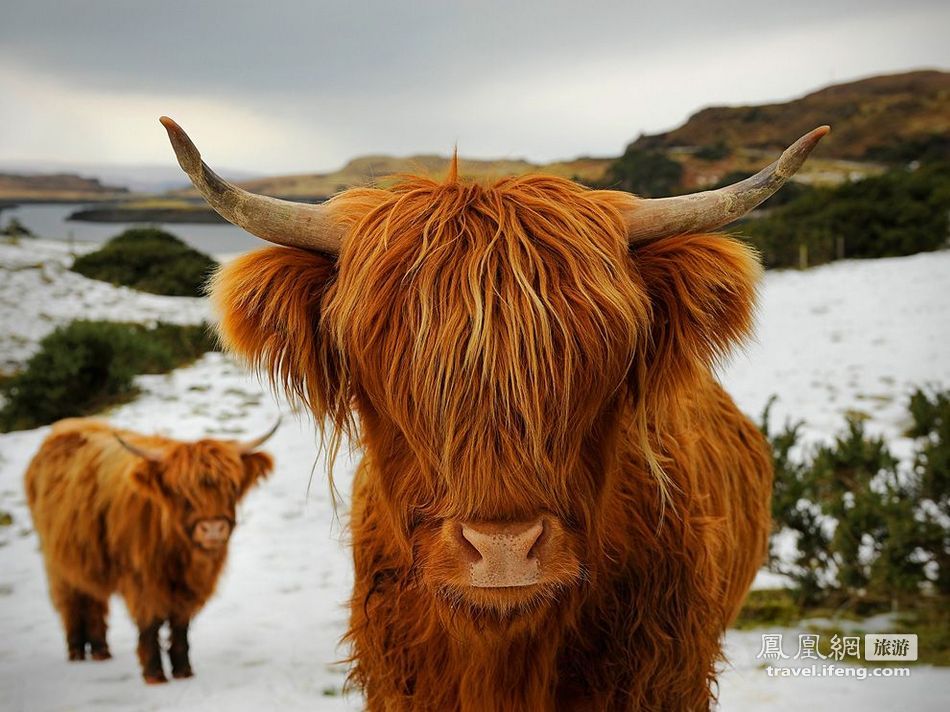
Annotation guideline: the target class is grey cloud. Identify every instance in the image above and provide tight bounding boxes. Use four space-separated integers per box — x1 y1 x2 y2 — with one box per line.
2 0 940 99
1 0 948 170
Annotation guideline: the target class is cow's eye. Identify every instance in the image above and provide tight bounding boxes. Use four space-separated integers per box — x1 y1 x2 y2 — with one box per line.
200 475 215 488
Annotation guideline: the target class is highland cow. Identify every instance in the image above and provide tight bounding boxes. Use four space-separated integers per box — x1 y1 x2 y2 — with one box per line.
162 117 828 709
25 418 276 683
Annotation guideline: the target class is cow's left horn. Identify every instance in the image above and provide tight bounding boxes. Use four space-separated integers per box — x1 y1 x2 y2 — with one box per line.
159 116 344 254
114 433 165 462
239 418 281 453
623 125 830 243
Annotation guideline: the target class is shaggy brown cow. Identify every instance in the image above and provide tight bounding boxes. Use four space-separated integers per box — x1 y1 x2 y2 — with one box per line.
25 418 276 683
162 117 828 709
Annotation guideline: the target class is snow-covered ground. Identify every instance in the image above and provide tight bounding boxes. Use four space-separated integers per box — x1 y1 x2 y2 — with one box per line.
0 239 947 710
0 240 209 373
720 251 950 463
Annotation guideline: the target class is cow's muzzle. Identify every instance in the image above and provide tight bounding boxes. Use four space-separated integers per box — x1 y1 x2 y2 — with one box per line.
452 518 545 588
192 517 232 550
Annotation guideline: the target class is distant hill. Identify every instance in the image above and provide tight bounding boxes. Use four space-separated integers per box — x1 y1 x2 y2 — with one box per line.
0 173 128 203
631 70 949 162
185 70 946 201
176 154 614 200
0 161 260 194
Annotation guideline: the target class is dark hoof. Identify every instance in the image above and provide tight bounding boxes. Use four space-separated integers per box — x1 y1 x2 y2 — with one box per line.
172 667 194 679
90 648 112 661
68 648 86 661
143 672 168 685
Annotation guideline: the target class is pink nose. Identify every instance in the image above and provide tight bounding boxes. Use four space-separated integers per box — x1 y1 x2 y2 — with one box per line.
195 518 231 546
459 519 544 588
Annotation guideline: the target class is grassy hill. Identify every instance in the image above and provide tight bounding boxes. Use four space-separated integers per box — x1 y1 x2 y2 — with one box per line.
631 70 949 162
175 154 614 200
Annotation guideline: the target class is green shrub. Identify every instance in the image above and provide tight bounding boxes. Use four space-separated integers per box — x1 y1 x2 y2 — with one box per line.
0 320 216 432
694 141 731 162
762 388 950 608
146 321 219 366
734 588 801 629
603 147 684 197
908 388 950 594
741 162 950 268
864 133 950 165
71 228 217 297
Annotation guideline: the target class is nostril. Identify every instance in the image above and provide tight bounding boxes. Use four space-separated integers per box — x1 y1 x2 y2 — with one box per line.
525 523 544 560
458 525 483 562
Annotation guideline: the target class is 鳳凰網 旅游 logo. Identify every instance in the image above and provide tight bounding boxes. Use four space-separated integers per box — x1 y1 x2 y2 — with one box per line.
755 632 917 679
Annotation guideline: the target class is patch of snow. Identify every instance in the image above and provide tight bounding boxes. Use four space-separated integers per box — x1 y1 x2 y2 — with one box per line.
719 251 950 451
0 354 361 711
0 239 209 372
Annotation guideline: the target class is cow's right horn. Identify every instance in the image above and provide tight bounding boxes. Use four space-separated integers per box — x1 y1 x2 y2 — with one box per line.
623 125 830 243
159 116 345 255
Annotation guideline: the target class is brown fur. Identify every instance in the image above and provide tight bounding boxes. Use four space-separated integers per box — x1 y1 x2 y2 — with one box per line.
25 418 273 682
211 174 772 710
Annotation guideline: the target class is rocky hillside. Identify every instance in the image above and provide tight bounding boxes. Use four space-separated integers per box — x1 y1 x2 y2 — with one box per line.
632 70 949 162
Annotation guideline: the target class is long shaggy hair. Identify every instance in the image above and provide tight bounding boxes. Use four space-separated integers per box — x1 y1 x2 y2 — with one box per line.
211 173 772 710
25 419 272 664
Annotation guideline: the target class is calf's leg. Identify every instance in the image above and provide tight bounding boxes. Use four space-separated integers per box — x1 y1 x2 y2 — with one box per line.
84 596 111 660
169 616 193 679
49 577 88 661
65 602 87 662
136 619 167 684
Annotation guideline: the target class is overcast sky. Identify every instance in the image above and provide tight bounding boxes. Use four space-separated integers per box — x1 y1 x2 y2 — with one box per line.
1 0 948 174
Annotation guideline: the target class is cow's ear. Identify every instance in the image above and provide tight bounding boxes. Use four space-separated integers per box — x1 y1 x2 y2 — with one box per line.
238 451 274 497
631 234 761 410
209 247 340 418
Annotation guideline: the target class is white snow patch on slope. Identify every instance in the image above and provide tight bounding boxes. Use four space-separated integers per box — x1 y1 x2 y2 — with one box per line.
0 239 209 372
720 251 950 451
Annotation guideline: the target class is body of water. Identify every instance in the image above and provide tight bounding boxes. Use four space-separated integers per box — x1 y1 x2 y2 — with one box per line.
1 203 260 255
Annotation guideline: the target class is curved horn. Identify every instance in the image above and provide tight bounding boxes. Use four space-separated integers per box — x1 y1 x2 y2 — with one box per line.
159 116 344 254
239 418 281 454
624 125 830 243
114 433 165 462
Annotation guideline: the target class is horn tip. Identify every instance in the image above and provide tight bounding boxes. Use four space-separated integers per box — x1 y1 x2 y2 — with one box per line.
798 125 831 149
159 115 201 174
778 125 831 177
801 125 831 149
